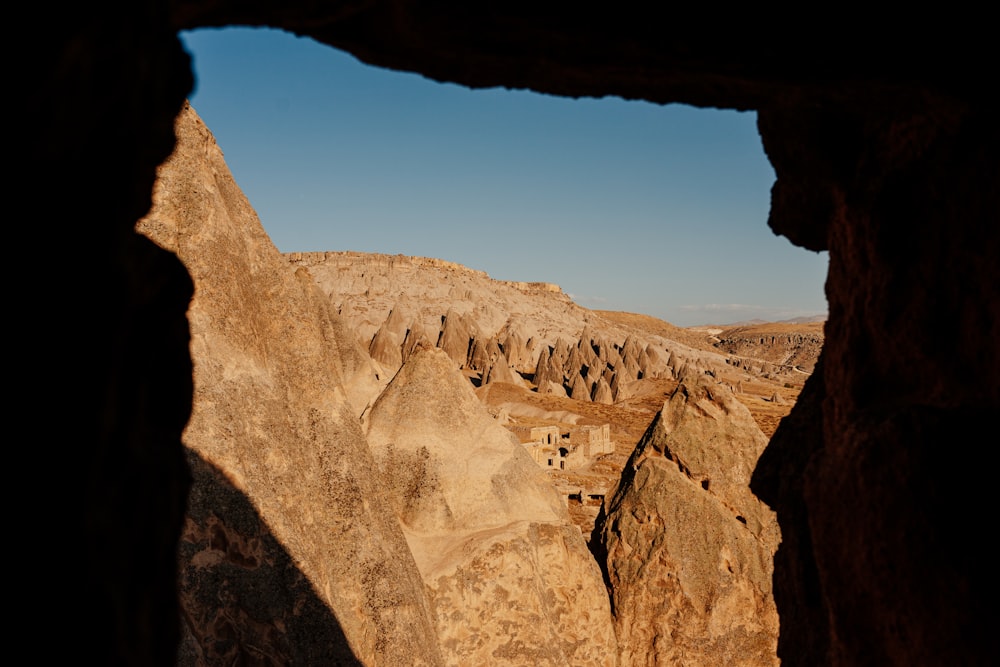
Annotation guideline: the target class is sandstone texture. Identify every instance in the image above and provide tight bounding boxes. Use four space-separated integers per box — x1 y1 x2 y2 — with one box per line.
596 379 779 666
139 102 627 667
137 103 442 666
365 345 618 666
137 102 793 667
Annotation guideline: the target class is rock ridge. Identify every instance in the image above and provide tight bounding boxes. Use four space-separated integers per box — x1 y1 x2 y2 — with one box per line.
288 250 565 295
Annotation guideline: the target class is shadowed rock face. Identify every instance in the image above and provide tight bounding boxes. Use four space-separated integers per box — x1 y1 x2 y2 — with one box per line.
179 449 363 666
34 5 996 665
596 379 779 665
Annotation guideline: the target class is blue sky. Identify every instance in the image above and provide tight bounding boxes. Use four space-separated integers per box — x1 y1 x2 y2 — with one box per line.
179 27 828 327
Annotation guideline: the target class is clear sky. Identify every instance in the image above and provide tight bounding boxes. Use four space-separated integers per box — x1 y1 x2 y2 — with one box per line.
179 27 828 327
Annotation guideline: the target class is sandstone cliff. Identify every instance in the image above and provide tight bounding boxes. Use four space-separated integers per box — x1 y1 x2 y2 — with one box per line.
137 103 442 665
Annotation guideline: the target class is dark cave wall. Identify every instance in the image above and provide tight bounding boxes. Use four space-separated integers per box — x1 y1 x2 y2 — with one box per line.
32 4 996 665
804 109 996 664
28 5 195 665
755 105 998 664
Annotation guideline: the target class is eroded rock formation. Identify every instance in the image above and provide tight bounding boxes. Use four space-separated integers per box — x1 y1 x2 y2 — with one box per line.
294 251 713 404
365 345 618 666
137 103 442 665
37 6 997 666
596 379 779 666
714 323 824 375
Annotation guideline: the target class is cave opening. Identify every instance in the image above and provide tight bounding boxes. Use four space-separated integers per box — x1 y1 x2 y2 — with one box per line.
159 24 840 664
33 10 994 665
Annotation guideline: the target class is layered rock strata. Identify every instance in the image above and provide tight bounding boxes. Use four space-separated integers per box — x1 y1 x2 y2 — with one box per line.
714 323 824 375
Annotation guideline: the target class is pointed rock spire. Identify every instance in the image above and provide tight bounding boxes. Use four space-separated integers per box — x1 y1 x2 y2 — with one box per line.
591 376 614 404
401 320 432 363
437 309 477 368
485 359 525 387
368 325 402 370
569 372 592 402
382 305 411 339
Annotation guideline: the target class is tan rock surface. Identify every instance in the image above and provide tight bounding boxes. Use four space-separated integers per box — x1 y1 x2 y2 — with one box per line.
49 8 995 666
366 345 618 666
135 100 801 667
596 379 779 666
288 251 728 386
714 322 824 375
137 103 442 666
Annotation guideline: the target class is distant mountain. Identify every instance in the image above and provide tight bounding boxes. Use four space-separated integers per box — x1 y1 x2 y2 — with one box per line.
691 313 826 328
781 314 827 324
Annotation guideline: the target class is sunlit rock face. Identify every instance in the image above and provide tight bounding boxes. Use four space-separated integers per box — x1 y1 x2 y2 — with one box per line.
294 249 714 403
713 323 824 375
137 103 443 666
597 379 779 666
139 102 618 667
365 345 619 666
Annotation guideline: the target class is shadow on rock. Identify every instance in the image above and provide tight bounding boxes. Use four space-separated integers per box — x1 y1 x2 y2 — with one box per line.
178 449 362 666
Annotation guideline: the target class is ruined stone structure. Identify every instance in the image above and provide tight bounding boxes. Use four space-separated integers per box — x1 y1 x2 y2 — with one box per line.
524 425 563 447
36 5 996 666
513 424 613 471
570 424 614 458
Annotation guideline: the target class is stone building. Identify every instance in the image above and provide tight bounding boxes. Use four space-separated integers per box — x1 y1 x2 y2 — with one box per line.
511 423 613 471
569 424 613 458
